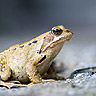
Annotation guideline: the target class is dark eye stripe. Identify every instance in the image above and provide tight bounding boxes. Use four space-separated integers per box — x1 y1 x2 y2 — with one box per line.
38 55 46 63
32 40 37 43
19 45 24 48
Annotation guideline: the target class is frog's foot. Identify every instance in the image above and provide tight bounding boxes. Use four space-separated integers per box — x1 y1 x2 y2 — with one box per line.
0 81 28 88
42 65 66 80
27 79 55 86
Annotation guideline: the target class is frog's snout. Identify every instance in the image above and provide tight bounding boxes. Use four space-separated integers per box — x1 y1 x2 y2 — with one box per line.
65 29 74 35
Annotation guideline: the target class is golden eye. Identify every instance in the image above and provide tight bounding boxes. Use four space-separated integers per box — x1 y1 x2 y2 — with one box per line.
52 27 63 35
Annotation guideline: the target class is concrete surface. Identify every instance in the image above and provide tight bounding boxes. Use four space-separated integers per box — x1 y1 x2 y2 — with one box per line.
0 72 96 96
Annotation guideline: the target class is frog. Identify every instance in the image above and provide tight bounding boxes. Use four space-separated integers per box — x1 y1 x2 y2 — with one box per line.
0 25 73 88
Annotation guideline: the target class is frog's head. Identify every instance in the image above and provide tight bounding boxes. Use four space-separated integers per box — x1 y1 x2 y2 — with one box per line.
40 25 73 53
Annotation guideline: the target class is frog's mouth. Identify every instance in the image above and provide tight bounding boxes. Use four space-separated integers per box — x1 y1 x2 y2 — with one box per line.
41 32 73 52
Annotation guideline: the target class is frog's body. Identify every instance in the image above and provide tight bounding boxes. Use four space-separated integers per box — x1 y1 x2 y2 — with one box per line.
0 25 73 88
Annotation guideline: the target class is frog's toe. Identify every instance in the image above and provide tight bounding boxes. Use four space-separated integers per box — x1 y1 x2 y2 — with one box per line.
10 84 28 88
0 81 12 88
0 81 27 88
42 79 55 83
7 80 21 84
27 79 56 86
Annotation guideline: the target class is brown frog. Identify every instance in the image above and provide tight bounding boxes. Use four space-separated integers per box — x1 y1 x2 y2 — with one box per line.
0 25 73 88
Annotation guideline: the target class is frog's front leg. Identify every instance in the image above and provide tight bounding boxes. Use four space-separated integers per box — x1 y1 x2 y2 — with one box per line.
42 65 66 80
26 54 42 84
26 54 55 85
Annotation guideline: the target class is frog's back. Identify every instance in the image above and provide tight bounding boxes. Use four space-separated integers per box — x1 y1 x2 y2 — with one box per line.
0 33 47 82
0 32 48 63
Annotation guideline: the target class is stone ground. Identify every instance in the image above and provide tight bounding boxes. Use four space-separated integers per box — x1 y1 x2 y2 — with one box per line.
0 73 96 96
0 60 96 96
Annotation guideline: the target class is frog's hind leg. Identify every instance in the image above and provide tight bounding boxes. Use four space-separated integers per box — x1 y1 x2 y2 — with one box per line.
42 65 66 80
0 64 12 81
0 64 12 88
0 64 27 88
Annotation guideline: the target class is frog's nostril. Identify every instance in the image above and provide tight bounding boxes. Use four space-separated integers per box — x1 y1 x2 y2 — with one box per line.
65 29 70 33
72 32 74 35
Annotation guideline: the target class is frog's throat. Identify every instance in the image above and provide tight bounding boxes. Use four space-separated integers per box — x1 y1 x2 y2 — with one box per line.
40 34 73 52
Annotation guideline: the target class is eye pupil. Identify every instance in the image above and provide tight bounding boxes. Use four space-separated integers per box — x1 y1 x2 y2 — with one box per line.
53 29 59 32
52 27 63 35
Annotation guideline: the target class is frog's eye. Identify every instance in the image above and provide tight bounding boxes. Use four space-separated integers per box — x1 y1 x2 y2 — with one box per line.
51 27 63 35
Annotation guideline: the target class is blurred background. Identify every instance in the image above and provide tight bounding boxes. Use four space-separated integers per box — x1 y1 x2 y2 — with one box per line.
0 0 96 75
